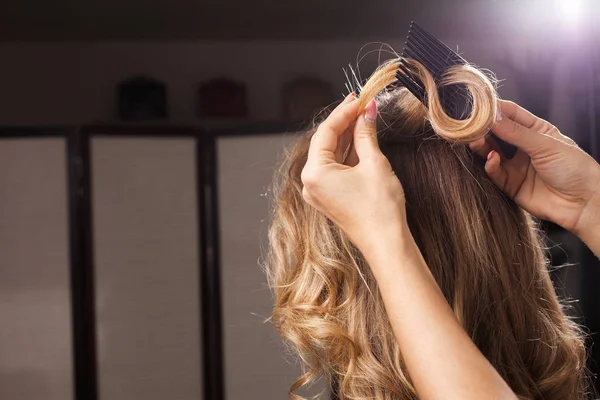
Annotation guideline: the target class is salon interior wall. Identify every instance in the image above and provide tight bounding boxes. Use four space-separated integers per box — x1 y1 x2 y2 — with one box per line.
0 38 526 126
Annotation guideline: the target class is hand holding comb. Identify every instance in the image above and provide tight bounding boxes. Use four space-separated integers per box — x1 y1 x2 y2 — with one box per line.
397 22 518 159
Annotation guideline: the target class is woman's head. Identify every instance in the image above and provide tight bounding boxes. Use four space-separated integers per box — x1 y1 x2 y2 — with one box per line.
267 58 588 399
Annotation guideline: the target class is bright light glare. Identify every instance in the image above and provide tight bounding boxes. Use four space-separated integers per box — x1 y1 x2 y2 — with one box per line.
555 0 586 27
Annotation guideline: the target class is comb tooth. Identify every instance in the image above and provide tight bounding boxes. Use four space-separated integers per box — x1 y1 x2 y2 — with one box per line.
409 32 462 71
439 87 464 119
405 37 459 92
405 29 463 99
404 23 470 115
411 23 458 56
403 23 479 121
410 28 456 56
403 46 459 105
414 35 462 70
412 23 464 59
396 72 424 101
395 69 424 98
396 63 426 104
407 31 456 75
411 23 465 65
399 59 424 88
403 46 443 80
405 49 460 104
396 74 426 105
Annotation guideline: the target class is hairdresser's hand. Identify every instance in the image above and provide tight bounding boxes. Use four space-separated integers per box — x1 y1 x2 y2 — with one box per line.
470 100 600 245
301 94 408 257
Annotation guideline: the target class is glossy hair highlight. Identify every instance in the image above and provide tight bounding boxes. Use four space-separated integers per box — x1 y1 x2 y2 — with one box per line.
266 58 589 399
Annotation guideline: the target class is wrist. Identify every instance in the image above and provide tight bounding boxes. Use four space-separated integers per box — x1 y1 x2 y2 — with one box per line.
358 220 417 267
574 189 600 246
362 225 434 289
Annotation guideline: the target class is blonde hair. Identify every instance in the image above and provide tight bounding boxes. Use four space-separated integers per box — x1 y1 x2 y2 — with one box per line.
355 59 498 143
266 58 590 399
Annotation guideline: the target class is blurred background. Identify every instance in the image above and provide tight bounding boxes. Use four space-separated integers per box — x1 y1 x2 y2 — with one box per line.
0 0 598 399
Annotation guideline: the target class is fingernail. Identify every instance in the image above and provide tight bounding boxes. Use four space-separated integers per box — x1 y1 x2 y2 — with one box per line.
364 100 377 123
496 104 504 121
487 151 494 161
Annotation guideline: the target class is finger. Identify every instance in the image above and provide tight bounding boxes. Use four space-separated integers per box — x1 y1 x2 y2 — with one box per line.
491 117 555 156
501 145 530 179
335 122 355 163
308 96 360 165
338 92 356 107
312 93 355 155
469 137 488 159
544 124 577 146
470 135 499 160
498 100 542 130
344 141 359 167
499 99 576 143
353 99 381 161
484 151 509 194
498 98 568 140
485 148 531 200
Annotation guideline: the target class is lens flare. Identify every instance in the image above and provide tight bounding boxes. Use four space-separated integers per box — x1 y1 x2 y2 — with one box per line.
555 0 586 27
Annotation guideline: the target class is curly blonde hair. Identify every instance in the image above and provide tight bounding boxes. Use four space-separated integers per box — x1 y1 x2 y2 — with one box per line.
266 58 590 399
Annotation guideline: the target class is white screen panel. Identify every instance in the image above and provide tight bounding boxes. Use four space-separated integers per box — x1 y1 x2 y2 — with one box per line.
92 137 202 400
218 133 327 400
0 138 74 400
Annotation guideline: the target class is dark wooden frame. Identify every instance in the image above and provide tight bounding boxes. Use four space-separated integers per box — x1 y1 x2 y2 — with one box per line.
80 125 227 400
0 127 98 400
0 123 303 400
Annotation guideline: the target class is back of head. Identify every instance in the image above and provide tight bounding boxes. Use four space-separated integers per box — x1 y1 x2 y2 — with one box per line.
267 58 588 399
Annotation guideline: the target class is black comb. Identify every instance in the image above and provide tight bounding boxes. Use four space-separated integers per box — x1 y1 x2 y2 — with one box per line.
398 22 517 159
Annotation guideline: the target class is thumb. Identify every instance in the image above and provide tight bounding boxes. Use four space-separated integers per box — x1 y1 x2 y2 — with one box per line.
353 99 381 160
492 117 554 156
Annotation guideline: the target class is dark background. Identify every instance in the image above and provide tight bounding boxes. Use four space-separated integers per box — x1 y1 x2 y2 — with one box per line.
0 0 598 399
